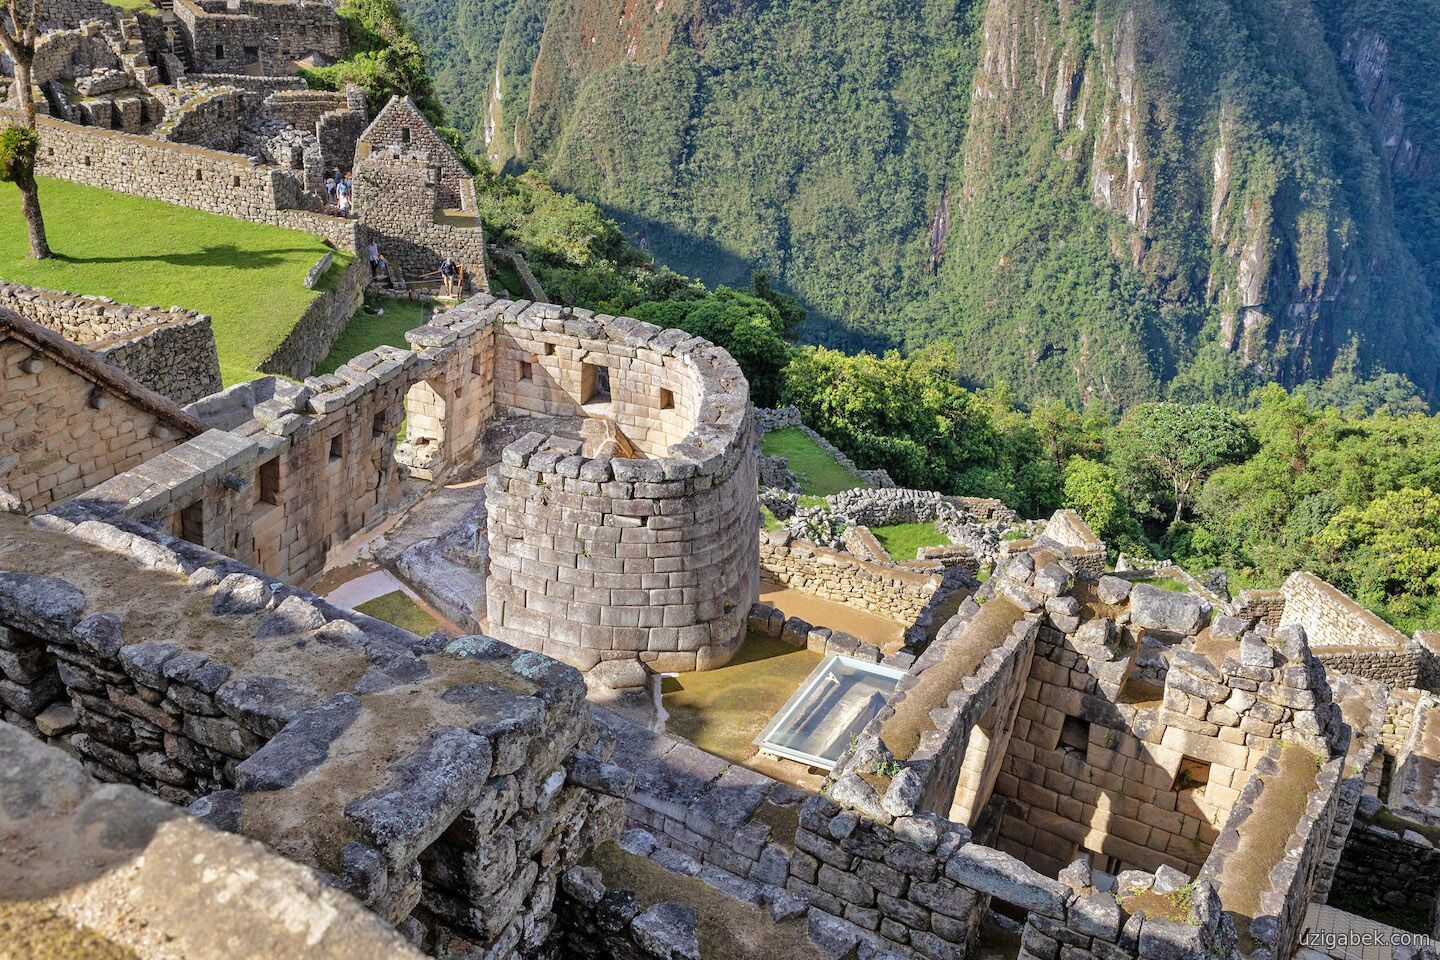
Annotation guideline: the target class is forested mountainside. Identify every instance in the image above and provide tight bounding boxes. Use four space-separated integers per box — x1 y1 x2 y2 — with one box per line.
404 0 1440 409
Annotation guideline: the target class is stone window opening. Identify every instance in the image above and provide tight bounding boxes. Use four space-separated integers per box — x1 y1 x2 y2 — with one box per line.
519 360 533 382
371 411 387 441
1172 757 1211 793
243 44 258 60
581 362 611 406
328 434 343 463
659 387 675 410
195 169 203 181
1059 715 1089 754
543 342 556 356
232 175 241 187
178 500 204 546
257 457 281 506
214 42 224 59
400 126 411 145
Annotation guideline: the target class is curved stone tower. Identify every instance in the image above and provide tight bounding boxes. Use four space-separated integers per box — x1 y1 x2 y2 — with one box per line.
484 303 759 673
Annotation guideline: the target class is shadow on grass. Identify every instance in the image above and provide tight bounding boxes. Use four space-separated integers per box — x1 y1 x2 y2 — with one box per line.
53 244 322 270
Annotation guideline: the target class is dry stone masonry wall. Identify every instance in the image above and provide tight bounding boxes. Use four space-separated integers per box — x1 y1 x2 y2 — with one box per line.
483 300 759 673
0 311 203 513
0 507 628 959
0 282 221 403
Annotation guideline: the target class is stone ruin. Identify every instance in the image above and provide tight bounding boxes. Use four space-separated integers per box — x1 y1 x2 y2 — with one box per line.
3 276 1440 958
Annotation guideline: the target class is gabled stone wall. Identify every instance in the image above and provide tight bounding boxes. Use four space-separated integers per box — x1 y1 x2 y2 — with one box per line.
354 150 487 282
0 282 222 404
357 96 473 210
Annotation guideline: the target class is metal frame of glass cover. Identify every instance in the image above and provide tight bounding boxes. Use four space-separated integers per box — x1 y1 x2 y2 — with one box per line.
753 654 906 770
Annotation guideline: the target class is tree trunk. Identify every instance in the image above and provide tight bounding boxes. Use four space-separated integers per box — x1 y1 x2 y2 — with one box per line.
13 56 34 127
16 167 48 259
9 53 49 259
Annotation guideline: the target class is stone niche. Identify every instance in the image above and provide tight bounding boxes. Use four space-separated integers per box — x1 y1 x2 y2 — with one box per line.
484 306 759 674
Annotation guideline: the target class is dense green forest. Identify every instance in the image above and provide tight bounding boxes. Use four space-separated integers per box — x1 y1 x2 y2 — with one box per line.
468 163 1438 632
402 0 1440 409
327 0 1439 631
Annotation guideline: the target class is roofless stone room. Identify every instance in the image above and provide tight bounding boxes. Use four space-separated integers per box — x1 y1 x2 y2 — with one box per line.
2 0 1439 957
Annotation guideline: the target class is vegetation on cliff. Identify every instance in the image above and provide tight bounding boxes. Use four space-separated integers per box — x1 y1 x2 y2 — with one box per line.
348 1 1440 629
407 0 1440 409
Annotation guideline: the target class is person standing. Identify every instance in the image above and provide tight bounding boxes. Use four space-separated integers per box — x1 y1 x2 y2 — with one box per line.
439 256 458 297
367 240 380 278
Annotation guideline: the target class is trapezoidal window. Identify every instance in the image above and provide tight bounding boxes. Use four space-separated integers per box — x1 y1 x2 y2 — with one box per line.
258 457 281 506
178 500 204 546
1059 715 1090 754
1172 757 1211 793
400 126 411 144
581 362 611 405
658 387 675 410
329 434 343 463
519 360 533 382
372 411 387 440
214 43 224 59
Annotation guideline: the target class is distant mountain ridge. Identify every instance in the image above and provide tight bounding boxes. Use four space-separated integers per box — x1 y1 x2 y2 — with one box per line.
404 0 1440 408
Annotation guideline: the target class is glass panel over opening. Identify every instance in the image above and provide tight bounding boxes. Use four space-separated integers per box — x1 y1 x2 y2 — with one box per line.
754 655 904 769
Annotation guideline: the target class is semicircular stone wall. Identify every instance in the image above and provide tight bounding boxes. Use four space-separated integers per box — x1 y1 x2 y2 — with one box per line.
484 304 759 673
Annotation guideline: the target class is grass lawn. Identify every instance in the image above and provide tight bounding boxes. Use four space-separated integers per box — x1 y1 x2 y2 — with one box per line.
0 176 347 385
354 590 441 635
1138 576 1191 593
871 521 949 562
661 631 821 767
759 427 866 497
313 298 428 375
490 262 524 298
104 0 156 11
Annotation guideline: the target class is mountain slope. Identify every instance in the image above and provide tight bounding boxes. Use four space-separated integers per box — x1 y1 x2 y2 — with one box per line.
407 0 1440 407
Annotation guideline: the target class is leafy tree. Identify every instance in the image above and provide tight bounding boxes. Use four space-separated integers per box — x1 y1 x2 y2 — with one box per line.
302 0 440 119
1316 487 1440 630
1063 457 1144 553
780 344 1011 496
632 289 790 406
0 0 48 259
750 271 805 337
1109 402 1256 526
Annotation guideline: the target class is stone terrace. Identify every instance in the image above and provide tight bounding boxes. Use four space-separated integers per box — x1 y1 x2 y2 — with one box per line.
0 508 630 957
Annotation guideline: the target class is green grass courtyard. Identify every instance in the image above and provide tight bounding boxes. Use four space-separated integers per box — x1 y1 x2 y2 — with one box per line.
871 521 950 562
0 176 349 385
759 427 867 497
313 298 429 376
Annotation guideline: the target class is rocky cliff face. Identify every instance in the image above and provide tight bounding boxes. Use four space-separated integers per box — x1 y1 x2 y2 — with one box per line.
408 0 1440 407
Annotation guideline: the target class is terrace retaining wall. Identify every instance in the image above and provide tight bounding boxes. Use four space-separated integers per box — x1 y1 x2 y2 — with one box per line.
15 110 358 251
760 529 940 624
257 253 370 379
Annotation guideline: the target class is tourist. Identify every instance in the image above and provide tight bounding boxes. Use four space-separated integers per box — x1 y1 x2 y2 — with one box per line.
374 253 391 287
367 240 380 278
440 256 458 297
336 173 352 216
323 172 336 202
